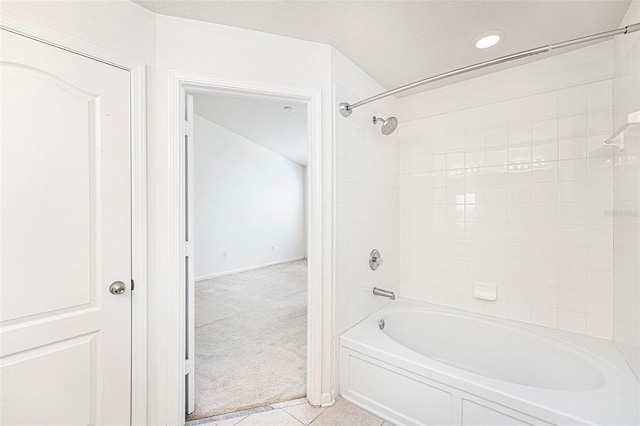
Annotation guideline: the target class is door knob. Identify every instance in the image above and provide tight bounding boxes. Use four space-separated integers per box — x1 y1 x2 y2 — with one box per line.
109 281 126 295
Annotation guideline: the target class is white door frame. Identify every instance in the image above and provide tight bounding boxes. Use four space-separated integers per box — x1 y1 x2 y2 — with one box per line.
167 70 326 423
0 13 148 426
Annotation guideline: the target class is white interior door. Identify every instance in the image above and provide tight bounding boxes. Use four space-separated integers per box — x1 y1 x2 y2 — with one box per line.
0 29 132 425
185 93 196 415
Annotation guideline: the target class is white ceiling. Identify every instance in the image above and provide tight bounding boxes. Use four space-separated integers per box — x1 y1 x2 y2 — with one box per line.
193 93 308 166
135 1 632 97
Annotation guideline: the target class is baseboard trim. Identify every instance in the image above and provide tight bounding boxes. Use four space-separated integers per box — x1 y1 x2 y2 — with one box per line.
195 256 306 281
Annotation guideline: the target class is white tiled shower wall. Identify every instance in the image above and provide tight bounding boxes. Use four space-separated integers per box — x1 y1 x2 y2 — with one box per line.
332 48 399 394
334 82 399 336
398 44 617 339
613 0 640 378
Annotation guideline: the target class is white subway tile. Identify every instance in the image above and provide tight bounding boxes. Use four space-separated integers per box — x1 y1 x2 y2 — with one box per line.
532 139 558 162
507 300 532 323
531 244 558 266
508 144 532 163
446 133 464 151
586 314 612 339
532 285 559 307
559 115 587 139
532 119 558 142
587 292 613 316
532 92 558 122
587 225 613 248
558 92 586 117
465 150 485 168
558 267 588 290
508 184 532 204
531 224 558 245
485 127 508 147
485 204 508 223
531 183 557 204
465 130 485 149
559 159 588 181
558 309 586 334
558 181 588 204
530 264 558 287
508 168 532 184
508 204 532 223
465 167 486 186
587 157 613 180
485 146 508 166
587 247 613 272
446 152 465 169
508 124 532 145
532 305 558 327
558 246 587 270
587 87 613 112
484 102 508 129
558 203 587 225
484 166 508 185
507 97 532 126
531 160 558 183
558 224 588 247
587 111 613 135
532 204 558 224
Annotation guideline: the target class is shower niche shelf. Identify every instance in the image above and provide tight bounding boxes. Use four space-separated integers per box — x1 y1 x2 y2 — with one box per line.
604 110 640 151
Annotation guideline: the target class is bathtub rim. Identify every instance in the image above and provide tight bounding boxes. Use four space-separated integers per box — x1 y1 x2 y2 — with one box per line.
340 298 640 426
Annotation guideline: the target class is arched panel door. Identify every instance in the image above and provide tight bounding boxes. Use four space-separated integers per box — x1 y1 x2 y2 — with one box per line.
0 29 132 425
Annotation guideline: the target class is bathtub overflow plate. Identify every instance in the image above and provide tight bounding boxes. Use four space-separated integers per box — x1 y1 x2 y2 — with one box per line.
378 318 385 330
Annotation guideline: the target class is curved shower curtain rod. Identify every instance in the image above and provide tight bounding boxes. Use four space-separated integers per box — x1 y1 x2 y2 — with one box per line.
338 23 640 117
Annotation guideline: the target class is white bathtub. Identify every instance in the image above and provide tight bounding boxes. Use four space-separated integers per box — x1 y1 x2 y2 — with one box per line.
340 299 640 426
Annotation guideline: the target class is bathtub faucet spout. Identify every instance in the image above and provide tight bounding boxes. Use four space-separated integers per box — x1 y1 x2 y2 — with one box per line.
373 287 396 300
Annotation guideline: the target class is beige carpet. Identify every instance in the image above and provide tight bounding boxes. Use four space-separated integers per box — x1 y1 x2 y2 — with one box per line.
188 260 308 420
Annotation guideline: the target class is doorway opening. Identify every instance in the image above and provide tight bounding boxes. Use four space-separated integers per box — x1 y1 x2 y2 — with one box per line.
185 91 310 421
169 73 325 424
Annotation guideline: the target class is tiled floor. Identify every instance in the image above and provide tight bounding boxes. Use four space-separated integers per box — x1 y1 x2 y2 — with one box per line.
197 398 393 426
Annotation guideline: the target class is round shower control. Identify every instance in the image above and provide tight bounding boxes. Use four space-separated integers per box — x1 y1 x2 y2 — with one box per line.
369 249 383 270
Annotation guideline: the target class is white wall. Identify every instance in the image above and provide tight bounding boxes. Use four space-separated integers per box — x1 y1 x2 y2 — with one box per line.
613 0 640 379
332 48 399 335
397 42 616 339
193 114 306 279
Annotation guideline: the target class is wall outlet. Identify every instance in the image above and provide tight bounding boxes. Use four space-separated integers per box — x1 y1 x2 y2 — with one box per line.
222 251 228 259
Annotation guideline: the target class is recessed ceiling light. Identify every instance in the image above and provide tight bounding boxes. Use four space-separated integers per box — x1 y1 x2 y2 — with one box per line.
283 106 294 112
472 31 504 49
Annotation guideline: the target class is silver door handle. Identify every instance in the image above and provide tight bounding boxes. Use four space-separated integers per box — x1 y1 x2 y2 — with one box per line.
109 281 126 295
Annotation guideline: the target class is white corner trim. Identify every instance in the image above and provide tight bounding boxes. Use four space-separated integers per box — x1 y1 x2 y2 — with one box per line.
167 70 327 424
0 12 149 426
321 391 338 407
195 257 306 281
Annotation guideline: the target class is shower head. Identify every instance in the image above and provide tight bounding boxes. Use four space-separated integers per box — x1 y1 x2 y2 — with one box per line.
373 116 398 135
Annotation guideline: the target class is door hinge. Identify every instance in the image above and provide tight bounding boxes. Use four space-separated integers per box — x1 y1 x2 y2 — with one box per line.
183 120 193 137
185 358 194 376
185 241 193 257
131 279 135 291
